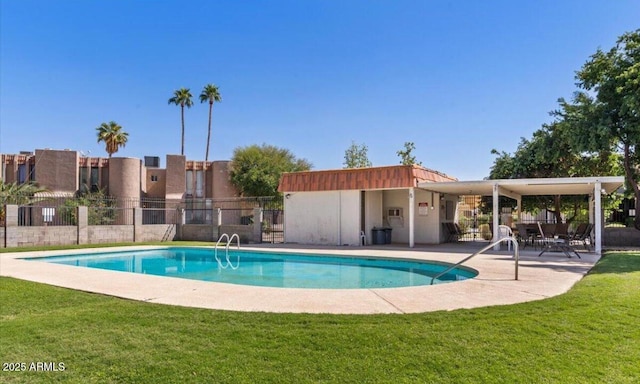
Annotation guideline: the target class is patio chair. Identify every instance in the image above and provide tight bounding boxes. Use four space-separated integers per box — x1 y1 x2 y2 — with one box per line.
570 223 593 252
554 223 570 240
443 222 462 242
498 225 514 251
515 223 533 249
537 222 581 258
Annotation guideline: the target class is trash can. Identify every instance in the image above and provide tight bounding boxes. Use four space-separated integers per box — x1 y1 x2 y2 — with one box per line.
371 228 386 245
383 227 392 244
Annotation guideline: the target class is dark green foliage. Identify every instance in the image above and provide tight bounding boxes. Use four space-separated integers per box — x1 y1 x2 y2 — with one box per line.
58 190 117 225
489 30 640 226
229 144 312 197
557 29 640 228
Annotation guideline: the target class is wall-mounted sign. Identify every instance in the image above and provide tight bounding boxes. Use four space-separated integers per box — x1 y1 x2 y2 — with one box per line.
418 202 429 216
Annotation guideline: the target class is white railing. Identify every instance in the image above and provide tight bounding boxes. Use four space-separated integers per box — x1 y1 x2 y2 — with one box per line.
214 233 240 269
430 237 519 285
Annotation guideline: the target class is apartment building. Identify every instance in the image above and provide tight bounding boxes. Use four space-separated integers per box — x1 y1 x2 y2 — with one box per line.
1 148 239 202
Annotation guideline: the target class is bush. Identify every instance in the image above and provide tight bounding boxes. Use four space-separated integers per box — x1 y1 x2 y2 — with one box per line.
479 224 492 240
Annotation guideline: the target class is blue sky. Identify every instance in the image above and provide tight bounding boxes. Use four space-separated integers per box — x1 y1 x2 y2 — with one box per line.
1 1 638 180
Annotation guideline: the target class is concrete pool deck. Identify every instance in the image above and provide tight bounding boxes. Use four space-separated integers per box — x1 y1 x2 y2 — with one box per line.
0 243 600 314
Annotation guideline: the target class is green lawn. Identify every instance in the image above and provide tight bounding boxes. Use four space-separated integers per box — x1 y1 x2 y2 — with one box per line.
1 249 639 383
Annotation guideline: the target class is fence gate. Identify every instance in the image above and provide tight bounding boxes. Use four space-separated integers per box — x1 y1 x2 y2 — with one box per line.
455 195 491 242
261 197 284 243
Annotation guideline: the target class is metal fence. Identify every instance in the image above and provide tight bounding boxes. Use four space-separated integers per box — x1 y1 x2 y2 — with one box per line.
7 195 284 242
12 195 159 227
451 195 632 242
178 196 284 243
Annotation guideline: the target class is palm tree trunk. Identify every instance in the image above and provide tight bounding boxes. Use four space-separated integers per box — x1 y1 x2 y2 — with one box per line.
181 105 185 155
205 102 213 163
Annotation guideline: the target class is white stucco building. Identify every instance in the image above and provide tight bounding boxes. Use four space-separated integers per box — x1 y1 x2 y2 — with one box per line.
278 165 625 254
278 165 457 246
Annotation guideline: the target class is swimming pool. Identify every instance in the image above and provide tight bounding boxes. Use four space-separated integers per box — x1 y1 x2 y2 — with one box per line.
26 247 477 289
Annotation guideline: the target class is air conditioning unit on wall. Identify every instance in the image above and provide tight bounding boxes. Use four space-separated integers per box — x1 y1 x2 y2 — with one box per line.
387 207 404 227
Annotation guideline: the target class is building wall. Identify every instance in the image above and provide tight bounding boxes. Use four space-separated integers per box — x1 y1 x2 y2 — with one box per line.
382 189 441 244
165 155 186 200
2 150 239 202
413 189 442 244
383 190 410 243
35 149 78 194
363 190 383 245
209 161 239 198
107 157 141 201
284 190 361 246
145 169 167 198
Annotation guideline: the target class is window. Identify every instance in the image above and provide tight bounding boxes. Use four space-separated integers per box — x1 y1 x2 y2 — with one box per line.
17 164 27 184
91 167 99 185
195 170 204 198
388 208 403 218
185 171 194 196
150 175 158 182
79 167 89 190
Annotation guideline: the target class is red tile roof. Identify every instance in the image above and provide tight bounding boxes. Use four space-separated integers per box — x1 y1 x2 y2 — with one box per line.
278 165 457 192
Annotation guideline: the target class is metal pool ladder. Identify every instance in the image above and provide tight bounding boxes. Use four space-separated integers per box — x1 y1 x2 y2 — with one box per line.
215 233 240 270
429 237 519 285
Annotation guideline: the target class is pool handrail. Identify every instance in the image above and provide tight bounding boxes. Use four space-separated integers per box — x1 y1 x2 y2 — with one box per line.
215 233 240 269
227 233 240 269
429 237 519 285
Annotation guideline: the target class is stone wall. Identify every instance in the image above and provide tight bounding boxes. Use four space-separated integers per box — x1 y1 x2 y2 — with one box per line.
87 225 134 244
219 224 260 244
180 225 219 242
137 224 176 242
8 226 77 247
604 227 640 247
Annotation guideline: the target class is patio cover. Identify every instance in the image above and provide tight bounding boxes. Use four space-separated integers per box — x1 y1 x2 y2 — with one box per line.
417 176 625 254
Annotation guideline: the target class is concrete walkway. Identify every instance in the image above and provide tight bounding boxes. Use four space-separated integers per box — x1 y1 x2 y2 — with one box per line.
0 243 600 314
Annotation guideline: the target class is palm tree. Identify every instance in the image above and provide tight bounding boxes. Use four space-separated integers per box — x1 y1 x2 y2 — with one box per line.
96 121 129 158
168 88 194 155
199 84 222 163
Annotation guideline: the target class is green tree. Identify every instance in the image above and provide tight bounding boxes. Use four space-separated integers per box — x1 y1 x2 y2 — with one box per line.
199 84 222 163
396 142 422 166
168 88 194 155
343 141 372 168
556 29 640 229
229 144 312 197
489 122 622 223
59 189 116 225
96 121 128 158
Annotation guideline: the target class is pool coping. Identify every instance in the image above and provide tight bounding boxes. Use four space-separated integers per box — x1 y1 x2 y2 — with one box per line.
0 244 600 314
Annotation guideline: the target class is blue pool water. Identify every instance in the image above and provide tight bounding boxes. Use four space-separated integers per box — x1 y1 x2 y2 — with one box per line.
26 248 477 289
